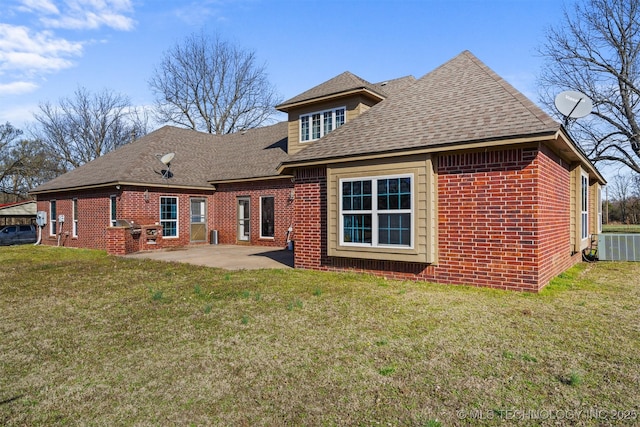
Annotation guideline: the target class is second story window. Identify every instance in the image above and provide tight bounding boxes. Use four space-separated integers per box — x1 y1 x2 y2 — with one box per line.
300 107 346 142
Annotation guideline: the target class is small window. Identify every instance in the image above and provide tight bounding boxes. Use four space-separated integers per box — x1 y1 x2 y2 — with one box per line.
72 198 78 237
340 175 413 247
300 107 346 142
50 200 57 236
260 196 275 238
19 225 31 232
110 195 117 227
160 197 178 238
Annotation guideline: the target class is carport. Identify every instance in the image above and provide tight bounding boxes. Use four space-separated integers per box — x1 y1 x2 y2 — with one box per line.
124 244 293 270
0 201 36 226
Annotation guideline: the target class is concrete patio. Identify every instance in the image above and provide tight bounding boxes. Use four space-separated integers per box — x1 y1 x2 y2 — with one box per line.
124 244 294 270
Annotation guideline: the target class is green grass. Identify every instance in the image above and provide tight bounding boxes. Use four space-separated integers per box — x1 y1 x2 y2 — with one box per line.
602 223 640 233
1 246 640 425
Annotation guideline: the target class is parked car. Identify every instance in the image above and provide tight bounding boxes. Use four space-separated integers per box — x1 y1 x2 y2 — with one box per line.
0 224 37 245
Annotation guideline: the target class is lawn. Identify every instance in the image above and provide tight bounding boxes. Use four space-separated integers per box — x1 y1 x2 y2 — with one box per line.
1 246 639 426
602 223 640 233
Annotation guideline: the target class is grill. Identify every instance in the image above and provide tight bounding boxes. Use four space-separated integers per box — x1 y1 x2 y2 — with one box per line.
114 219 142 235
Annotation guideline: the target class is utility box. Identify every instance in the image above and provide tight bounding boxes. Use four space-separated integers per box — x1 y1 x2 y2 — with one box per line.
210 230 219 245
598 234 640 261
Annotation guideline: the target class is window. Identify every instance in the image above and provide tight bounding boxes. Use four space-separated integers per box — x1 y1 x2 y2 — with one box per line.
581 173 589 240
110 195 117 227
260 196 275 238
597 185 602 233
300 107 346 142
160 197 178 238
50 200 56 236
72 198 78 237
340 175 413 247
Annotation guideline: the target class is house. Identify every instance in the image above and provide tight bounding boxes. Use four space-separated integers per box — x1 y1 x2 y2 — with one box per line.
0 200 36 226
31 51 605 291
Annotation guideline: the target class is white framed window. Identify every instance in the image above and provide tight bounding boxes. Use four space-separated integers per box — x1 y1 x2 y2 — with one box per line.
72 198 78 237
110 195 117 227
340 174 413 248
160 196 178 238
49 200 57 236
300 107 346 142
581 173 589 240
597 185 602 233
260 196 275 238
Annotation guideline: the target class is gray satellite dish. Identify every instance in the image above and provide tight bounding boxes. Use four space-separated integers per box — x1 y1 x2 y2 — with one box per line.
555 90 593 119
160 152 175 165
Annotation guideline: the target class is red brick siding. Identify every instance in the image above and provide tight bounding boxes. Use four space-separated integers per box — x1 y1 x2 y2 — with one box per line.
536 144 581 287
293 167 327 269
37 189 117 249
213 179 294 247
293 146 580 292
37 187 216 251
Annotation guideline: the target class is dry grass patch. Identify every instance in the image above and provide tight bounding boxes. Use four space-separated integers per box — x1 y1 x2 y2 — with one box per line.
1 246 639 425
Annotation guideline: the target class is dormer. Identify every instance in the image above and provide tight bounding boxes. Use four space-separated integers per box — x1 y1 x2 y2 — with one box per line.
276 72 392 156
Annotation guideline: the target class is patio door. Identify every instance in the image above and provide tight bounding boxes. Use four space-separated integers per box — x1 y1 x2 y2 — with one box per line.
237 197 250 241
190 198 207 242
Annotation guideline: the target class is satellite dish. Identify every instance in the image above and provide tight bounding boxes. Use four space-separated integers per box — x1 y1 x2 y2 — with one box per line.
160 152 175 165
555 90 593 119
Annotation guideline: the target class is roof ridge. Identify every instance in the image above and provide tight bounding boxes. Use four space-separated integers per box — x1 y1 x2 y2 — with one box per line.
460 51 557 128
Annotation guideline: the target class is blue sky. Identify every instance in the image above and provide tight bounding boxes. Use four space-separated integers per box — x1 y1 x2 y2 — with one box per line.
1 0 565 130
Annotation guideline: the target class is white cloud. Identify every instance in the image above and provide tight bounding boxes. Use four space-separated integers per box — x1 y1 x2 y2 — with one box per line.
17 0 60 15
39 0 135 31
0 24 83 73
0 81 39 96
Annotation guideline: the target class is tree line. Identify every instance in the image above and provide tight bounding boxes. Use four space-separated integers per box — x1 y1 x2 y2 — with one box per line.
1 32 281 203
5 0 640 202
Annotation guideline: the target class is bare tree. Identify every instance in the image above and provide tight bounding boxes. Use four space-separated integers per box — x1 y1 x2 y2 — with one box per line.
0 122 62 201
611 173 633 222
149 32 281 134
33 87 149 171
539 0 640 173
0 122 24 200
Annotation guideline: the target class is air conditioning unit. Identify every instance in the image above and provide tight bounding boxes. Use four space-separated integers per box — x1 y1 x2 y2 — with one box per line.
598 234 640 261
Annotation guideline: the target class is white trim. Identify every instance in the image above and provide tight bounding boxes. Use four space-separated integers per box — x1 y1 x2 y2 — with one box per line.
597 185 602 234
109 195 117 227
72 198 78 238
299 106 346 142
49 200 57 236
259 195 275 239
339 173 414 249
160 196 179 238
581 172 589 241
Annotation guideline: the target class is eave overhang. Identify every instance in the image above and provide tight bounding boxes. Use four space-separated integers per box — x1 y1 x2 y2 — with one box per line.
30 181 216 196
276 88 385 112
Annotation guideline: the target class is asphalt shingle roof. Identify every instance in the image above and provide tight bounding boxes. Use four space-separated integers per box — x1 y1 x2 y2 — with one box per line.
32 122 289 193
277 71 387 109
285 51 561 164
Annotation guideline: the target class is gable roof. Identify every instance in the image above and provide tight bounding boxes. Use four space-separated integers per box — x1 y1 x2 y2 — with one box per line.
283 51 561 165
276 71 387 111
31 123 289 194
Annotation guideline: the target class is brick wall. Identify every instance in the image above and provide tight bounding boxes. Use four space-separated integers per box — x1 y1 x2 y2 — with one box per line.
37 188 116 250
213 179 294 247
293 167 327 269
37 187 216 251
293 146 581 292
